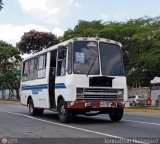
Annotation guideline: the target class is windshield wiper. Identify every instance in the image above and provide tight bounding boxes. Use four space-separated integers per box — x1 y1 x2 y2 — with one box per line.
87 56 98 77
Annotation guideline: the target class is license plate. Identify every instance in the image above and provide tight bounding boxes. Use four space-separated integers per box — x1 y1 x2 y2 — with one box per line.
100 101 108 107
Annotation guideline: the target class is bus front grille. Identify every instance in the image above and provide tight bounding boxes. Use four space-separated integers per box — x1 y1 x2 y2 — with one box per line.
76 88 123 100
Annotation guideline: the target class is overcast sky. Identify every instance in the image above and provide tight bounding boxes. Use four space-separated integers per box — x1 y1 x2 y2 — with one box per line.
0 0 160 46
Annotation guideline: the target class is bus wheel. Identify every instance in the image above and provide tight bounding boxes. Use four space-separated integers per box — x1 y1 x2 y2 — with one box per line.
36 109 44 116
28 99 37 116
58 99 72 123
28 99 44 116
133 101 136 106
109 108 123 122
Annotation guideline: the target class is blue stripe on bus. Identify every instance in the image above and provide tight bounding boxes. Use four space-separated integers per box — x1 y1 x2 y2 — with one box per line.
21 84 48 90
55 83 66 89
21 83 66 90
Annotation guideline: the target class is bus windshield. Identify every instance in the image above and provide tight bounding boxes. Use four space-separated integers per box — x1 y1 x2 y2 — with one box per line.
73 41 124 76
99 42 124 76
73 41 100 75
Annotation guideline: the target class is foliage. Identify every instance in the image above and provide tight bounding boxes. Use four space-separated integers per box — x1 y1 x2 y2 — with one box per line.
16 30 59 54
0 0 3 11
62 20 104 41
0 41 21 99
61 16 160 87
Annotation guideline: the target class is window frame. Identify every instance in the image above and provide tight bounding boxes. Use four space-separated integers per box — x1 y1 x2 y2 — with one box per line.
22 60 29 82
99 42 125 76
56 46 67 77
67 42 72 74
73 40 100 75
21 53 47 81
37 54 47 79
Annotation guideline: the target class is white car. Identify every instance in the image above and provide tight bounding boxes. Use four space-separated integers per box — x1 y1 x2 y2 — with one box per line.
128 95 146 106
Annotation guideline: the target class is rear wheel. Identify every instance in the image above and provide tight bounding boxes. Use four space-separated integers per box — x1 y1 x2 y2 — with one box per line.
109 108 123 122
133 101 136 106
36 109 44 116
28 98 44 116
58 99 73 123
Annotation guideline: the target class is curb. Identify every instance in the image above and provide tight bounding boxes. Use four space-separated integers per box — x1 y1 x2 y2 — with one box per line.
124 108 160 113
0 99 20 104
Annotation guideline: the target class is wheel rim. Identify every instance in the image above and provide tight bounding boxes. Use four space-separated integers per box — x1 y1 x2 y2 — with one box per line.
29 103 33 114
59 104 65 119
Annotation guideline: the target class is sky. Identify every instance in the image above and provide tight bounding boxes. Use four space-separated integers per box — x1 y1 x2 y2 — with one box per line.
0 0 160 46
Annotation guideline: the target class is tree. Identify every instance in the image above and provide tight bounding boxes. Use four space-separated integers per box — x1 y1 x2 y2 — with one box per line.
62 20 104 41
126 17 160 86
62 17 160 87
17 30 59 54
0 40 21 99
0 0 3 11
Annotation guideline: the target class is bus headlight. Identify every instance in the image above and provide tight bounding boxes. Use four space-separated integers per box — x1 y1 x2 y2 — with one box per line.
76 88 83 94
117 90 124 99
76 88 84 99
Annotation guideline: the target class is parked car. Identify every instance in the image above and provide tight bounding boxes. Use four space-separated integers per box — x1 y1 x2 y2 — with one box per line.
128 95 146 106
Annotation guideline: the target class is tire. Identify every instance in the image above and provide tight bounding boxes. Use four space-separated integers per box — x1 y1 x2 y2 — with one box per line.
57 99 73 123
109 108 123 122
133 101 136 106
36 109 44 116
28 99 44 116
28 98 37 116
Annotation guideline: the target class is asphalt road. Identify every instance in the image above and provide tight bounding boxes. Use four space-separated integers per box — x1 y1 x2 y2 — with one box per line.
0 101 160 144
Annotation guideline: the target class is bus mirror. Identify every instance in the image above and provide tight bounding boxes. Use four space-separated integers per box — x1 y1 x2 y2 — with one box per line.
65 68 68 72
123 50 129 65
58 46 66 59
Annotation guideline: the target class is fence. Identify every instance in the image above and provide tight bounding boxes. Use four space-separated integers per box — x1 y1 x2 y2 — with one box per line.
0 86 17 99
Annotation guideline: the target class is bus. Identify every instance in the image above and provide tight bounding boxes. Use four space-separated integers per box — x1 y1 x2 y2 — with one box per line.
20 37 127 123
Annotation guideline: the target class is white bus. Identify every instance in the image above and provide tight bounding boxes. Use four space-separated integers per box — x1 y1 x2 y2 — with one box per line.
20 37 127 123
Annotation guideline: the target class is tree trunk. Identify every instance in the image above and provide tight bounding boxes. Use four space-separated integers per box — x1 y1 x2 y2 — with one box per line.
15 89 20 100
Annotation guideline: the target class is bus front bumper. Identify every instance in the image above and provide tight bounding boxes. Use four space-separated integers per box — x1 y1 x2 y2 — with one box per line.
66 100 124 109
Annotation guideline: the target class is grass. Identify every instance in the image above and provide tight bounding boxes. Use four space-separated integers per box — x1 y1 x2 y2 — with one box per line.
125 103 160 113
0 99 20 103
125 101 160 112
124 108 160 113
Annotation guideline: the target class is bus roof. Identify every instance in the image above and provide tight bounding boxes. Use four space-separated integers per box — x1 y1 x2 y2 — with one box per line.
22 37 122 62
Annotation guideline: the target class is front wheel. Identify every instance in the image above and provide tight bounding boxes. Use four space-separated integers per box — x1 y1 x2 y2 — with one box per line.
109 108 123 122
28 99 44 116
58 99 73 123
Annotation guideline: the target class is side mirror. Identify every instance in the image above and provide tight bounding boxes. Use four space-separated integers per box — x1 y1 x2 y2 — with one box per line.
123 50 129 65
58 45 66 59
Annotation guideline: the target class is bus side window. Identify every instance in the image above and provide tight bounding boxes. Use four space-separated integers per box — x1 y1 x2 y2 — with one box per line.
37 54 47 78
22 61 29 81
29 58 38 80
34 58 38 79
29 59 34 80
57 46 67 76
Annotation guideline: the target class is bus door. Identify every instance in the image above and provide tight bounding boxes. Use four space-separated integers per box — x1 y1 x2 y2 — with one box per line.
49 50 57 108
55 46 67 102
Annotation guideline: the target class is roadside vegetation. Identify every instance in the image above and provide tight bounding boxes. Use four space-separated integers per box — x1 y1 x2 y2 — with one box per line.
0 0 3 11
0 16 160 99
125 101 160 112
62 17 160 87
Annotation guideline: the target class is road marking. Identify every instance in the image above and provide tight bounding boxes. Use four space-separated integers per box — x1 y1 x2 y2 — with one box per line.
0 111 146 144
123 119 160 126
94 115 160 126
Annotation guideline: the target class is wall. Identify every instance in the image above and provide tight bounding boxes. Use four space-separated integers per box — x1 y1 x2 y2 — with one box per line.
128 87 150 97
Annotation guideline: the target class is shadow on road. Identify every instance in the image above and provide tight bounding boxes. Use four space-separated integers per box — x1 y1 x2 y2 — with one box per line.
39 112 120 125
